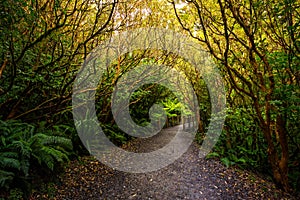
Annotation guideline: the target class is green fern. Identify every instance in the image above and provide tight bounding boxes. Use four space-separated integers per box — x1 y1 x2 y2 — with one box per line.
0 156 20 170
0 120 73 197
8 141 31 158
32 134 73 150
28 133 72 170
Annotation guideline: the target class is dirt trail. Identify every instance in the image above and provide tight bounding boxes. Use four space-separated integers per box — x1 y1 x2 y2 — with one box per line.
31 126 297 199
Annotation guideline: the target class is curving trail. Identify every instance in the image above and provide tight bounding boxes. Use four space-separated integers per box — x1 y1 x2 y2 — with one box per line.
31 126 297 199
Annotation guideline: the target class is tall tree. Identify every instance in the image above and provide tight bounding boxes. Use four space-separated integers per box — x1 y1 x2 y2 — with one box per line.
172 0 299 191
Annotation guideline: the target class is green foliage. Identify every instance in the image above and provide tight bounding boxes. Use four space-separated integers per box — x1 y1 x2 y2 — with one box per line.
129 84 177 126
0 120 73 199
207 107 269 170
268 52 300 191
162 98 182 117
102 124 129 146
206 51 300 191
8 188 23 200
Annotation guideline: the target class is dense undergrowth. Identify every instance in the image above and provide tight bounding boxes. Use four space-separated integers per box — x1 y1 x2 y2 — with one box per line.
206 106 300 194
0 120 74 199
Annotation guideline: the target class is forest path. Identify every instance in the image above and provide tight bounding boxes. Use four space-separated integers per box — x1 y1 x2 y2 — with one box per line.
31 125 296 199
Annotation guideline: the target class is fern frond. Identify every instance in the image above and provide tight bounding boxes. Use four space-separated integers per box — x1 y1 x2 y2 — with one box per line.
40 154 55 171
29 133 73 151
9 141 31 157
0 151 19 159
19 159 30 176
0 135 6 146
46 136 73 150
42 146 69 163
0 156 20 170
0 170 15 188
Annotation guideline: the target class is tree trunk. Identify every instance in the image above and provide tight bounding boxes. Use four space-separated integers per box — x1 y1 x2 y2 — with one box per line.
263 115 289 192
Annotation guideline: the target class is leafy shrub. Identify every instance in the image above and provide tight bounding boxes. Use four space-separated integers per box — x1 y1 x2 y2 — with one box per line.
206 106 269 171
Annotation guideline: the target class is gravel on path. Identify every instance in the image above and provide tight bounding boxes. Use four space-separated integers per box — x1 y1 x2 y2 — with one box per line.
31 126 298 199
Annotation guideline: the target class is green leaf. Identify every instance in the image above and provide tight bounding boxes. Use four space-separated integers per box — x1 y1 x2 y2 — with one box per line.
206 152 220 159
221 157 234 168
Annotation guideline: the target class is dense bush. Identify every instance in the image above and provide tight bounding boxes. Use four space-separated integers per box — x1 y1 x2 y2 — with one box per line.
207 104 300 192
